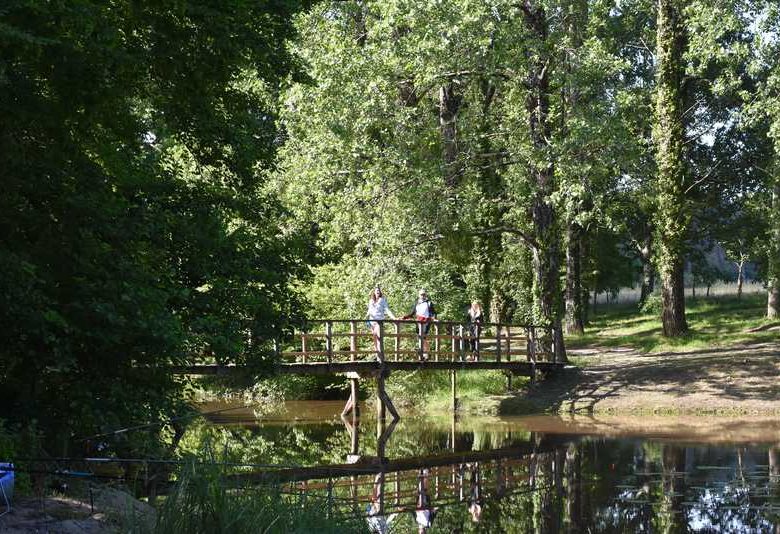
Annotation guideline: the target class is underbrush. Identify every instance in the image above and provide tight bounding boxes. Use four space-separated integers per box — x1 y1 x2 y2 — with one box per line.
189 373 352 404
148 463 367 534
384 369 525 412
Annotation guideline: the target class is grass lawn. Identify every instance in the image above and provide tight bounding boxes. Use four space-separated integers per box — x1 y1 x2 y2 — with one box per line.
567 293 779 353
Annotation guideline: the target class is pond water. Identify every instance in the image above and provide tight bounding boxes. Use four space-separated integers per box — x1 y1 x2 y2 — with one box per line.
195 401 780 533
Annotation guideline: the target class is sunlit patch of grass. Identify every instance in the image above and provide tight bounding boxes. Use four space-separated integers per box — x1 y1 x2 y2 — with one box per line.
568 294 777 353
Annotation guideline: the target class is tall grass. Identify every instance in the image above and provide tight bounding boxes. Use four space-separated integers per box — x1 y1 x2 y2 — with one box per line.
150 463 367 534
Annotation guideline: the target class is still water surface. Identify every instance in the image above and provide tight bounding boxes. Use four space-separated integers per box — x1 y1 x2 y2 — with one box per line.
196 401 780 533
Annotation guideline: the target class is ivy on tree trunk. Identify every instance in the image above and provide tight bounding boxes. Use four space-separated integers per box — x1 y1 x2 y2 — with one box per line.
768 176 780 318
521 0 567 362
653 0 689 337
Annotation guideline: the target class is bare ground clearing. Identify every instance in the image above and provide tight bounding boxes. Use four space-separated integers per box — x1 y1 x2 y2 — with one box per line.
499 341 780 415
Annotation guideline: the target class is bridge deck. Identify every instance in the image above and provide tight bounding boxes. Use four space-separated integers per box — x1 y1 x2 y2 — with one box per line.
175 360 563 376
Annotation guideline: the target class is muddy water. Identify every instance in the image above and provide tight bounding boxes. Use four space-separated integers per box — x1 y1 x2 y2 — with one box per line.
196 401 780 532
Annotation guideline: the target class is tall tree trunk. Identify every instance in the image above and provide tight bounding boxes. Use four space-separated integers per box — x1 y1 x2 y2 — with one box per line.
475 77 508 320
439 82 461 189
736 258 745 300
768 177 780 318
639 228 655 305
562 0 587 336
580 235 591 325
653 0 689 337
565 223 584 334
522 0 567 363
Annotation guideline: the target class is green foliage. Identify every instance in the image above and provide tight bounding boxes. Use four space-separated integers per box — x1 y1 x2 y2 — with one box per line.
0 1 313 451
639 292 663 315
153 463 367 534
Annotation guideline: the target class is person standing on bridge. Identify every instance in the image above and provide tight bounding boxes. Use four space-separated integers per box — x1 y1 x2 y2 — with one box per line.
367 286 396 356
465 300 484 360
402 289 437 361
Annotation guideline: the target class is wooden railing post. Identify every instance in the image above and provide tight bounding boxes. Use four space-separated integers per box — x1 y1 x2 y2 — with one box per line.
495 324 502 362
393 321 400 361
417 323 424 360
458 325 465 361
451 324 457 362
301 322 308 363
325 320 333 364
505 325 511 362
434 323 440 361
350 321 357 362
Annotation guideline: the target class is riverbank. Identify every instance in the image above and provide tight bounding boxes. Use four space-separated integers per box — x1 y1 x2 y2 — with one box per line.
463 295 780 416
0 487 155 534
492 341 780 415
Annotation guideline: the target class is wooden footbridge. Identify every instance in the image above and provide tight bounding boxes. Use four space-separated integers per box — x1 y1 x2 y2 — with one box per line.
177 319 565 422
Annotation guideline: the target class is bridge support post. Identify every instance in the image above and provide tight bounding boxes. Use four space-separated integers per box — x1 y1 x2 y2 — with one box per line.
450 369 458 412
376 372 399 422
342 378 360 418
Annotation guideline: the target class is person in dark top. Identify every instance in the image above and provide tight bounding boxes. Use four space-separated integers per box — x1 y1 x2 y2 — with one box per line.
401 289 437 360
465 300 484 360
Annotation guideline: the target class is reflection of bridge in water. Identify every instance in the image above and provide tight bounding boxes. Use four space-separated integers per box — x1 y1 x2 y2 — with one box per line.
225 410 577 529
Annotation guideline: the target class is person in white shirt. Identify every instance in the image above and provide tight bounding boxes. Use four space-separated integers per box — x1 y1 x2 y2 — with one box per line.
366 473 397 534
367 286 396 353
401 289 437 360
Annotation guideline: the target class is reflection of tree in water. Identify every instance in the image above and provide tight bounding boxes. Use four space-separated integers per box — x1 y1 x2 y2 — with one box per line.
652 444 686 534
770 447 780 534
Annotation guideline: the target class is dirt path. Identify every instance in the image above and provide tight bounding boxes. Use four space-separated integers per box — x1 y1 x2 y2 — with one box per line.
503 341 780 414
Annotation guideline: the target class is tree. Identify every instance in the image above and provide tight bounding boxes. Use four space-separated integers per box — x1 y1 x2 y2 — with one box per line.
742 2 780 318
0 1 312 450
653 0 690 336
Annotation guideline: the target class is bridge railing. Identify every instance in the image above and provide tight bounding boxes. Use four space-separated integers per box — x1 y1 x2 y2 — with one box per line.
279 319 560 364
279 455 543 519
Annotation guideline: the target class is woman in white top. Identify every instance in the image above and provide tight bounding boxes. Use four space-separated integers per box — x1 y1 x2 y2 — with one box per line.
367 286 396 352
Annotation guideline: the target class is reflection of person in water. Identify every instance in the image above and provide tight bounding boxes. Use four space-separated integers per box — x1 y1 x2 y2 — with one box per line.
468 463 483 523
366 473 397 534
414 468 437 533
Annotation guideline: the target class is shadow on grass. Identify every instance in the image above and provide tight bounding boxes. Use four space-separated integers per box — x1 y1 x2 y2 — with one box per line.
572 294 770 354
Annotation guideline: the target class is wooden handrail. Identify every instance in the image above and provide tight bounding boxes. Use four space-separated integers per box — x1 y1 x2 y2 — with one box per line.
278 318 559 364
